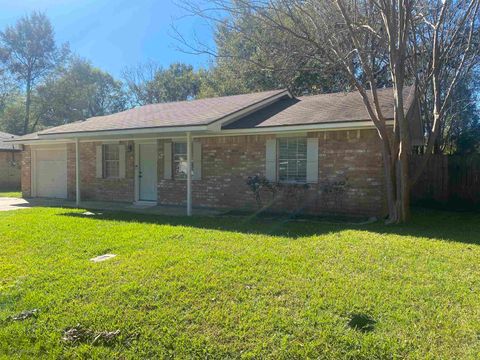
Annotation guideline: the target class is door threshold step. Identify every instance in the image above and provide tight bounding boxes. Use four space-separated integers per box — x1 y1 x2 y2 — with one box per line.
132 201 157 208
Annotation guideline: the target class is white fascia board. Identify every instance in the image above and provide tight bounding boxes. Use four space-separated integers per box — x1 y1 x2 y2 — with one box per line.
35 125 209 140
207 90 291 131
8 139 74 146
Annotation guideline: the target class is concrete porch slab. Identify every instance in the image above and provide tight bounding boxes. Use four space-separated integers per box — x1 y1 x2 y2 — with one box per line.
0 197 32 211
0 197 222 216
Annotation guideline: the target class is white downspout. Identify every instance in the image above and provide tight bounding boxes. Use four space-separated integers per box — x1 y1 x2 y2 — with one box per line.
75 137 81 206
186 131 192 216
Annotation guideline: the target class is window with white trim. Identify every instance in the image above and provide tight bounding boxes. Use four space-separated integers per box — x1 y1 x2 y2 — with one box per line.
103 144 120 178
277 137 307 182
173 142 194 179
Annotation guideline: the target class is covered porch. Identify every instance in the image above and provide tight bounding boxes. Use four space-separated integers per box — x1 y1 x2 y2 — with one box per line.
22 129 205 216
73 131 199 216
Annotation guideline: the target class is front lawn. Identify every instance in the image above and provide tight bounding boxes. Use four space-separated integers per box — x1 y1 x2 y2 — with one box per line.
0 208 479 358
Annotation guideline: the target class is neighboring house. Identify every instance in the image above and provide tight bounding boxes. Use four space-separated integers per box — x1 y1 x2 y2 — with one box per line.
0 131 21 190
10 87 422 216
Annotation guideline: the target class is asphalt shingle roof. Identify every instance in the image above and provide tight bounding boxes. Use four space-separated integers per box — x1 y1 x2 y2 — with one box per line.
38 89 287 135
13 86 417 141
0 131 20 151
224 86 415 129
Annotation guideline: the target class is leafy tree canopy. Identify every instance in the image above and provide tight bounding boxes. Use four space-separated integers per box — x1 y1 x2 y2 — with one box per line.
0 11 69 134
33 57 127 129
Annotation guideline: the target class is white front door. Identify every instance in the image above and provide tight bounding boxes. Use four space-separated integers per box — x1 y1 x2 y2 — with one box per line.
138 143 157 201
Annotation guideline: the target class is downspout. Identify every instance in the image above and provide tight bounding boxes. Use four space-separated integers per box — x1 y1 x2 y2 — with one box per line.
186 132 192 216
75 137 81 206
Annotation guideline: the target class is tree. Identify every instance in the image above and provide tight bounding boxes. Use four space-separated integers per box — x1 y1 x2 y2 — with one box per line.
175 5 352 98
122 62 201 105
0 95 26 135
0 67 17 110
0 12 69 134
121 61 162 106
179 0 480 223
411 0 480 168
439 72 480 154
33 58 127 129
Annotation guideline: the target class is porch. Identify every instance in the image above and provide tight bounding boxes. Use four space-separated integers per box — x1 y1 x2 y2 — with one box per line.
0 196 222 216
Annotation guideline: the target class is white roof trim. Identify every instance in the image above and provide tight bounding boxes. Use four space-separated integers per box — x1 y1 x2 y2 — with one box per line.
219 120 392 134
34 125 209 140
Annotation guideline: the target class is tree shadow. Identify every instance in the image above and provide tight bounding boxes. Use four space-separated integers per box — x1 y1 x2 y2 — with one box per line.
58 207 480 245
347 313 376 333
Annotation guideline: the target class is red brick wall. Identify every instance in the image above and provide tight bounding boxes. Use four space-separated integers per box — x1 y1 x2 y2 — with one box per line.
157 130 385 216
21 146 31 197
20 130 386 216
69 141 135 202
158 135 273 209
313 129 385 215
0 151 21 190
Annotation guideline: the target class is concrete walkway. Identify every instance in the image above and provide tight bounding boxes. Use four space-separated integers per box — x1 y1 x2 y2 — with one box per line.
0 197 222 216
0 197 32 211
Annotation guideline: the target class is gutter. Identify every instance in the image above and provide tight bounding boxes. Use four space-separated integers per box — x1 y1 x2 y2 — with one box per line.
33 125 209 140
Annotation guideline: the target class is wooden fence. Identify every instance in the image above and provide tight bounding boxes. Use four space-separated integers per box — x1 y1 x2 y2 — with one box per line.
411 154 480 207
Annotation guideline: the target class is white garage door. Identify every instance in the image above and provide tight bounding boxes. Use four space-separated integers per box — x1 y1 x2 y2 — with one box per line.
35 148 67 199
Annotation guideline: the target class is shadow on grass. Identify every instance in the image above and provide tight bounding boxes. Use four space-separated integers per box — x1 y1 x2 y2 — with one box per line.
347 313 376 333
57 207 480 245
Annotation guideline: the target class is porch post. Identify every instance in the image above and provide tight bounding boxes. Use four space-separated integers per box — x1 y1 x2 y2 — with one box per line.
75 137 81 206
186 131 192 216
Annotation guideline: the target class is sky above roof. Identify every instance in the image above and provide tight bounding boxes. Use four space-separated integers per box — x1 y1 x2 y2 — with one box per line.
0 0 214 78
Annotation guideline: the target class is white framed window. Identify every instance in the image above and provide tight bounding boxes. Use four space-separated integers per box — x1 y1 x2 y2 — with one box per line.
277 137 307 183
103 144 120 178
173 142 194 179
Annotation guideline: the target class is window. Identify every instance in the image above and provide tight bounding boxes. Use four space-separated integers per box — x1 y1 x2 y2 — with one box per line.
173 142 194 179
278 137 307 182
103 144 120 178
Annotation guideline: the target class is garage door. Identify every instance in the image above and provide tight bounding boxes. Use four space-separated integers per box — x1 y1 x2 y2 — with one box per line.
35 148 67 199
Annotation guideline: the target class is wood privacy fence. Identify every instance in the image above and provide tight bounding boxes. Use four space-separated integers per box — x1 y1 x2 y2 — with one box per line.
411 154 480 206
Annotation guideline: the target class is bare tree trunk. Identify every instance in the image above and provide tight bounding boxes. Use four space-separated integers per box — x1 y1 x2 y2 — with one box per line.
23 76 31 135
380 137 398 223
410 33 442 185
393 82 411 222
397 145 410 222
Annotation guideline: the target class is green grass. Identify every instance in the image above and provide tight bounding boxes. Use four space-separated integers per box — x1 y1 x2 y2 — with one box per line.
1 207 480 359
0 190 21 198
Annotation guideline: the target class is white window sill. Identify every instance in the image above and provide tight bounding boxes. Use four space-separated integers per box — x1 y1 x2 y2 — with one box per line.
277 180 307 185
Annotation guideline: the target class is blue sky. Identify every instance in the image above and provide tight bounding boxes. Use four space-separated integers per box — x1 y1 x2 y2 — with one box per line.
0 0 214 77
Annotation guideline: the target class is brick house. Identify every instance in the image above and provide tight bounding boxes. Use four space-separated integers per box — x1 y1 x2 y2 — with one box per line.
11 87 422 216
0 131 21 190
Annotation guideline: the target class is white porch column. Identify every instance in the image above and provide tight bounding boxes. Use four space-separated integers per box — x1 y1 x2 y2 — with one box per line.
186 132 192 216
75 138 81 205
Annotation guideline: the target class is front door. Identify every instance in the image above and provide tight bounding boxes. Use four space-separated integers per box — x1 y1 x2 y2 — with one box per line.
138 143 157 201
